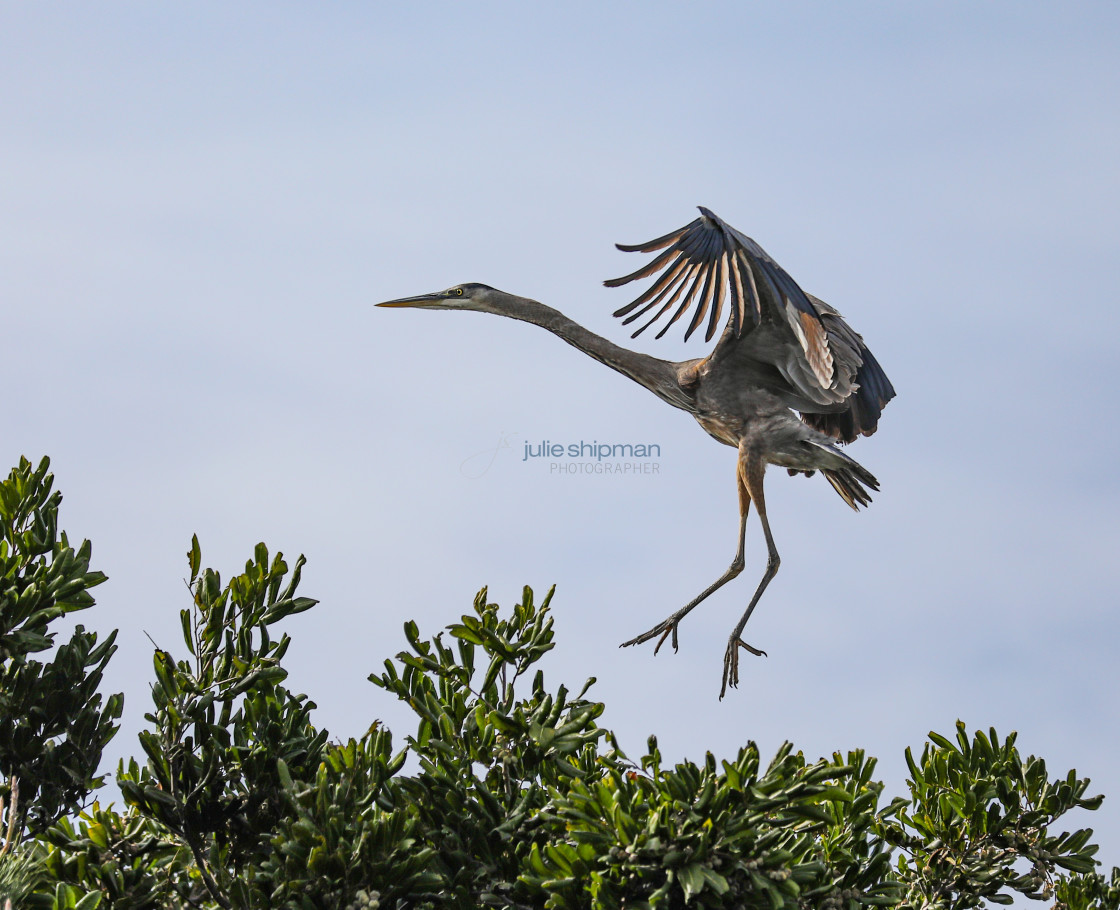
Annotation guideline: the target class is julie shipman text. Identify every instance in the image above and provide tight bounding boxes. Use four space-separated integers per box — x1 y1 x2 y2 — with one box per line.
523 440 661 461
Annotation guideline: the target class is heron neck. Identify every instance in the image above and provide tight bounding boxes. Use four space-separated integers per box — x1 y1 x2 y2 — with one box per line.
498 294 690 411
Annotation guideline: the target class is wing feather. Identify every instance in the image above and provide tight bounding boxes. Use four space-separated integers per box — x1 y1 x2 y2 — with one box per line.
727 249 746 336
613 222 694 254
623 261 697 335
798 294 897 441
656 256 710 339
612 253 689 318
603 245 682 291
736 248 762 325
604 207 892 425
681 228 724 341
630 262 701 337
684 257 719 342
703 252 728 342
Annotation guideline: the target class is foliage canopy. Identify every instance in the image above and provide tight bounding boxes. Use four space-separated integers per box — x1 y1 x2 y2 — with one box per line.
0 457 1115 909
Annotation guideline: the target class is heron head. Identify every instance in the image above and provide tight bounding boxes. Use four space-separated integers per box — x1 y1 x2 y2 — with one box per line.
376 282 500 311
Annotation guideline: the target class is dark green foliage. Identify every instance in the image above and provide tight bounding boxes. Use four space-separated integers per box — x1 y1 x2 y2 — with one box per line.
879 723 1106 908
369 586 611 906
30 796 190 909
256 731 438 907
521 742 893 908
375 588 579 900
117 537 323 907
0 457 122 835
1053 866 1120 910
0 845 42 907
366 587 900 908
0 459 1115 908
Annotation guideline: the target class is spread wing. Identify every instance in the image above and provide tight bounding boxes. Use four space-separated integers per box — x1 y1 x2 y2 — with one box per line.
605 206 835 389
605 206 895 441
800 294 896 440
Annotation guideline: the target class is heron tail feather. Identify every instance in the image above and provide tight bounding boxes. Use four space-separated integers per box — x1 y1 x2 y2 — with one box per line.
806 441 879 511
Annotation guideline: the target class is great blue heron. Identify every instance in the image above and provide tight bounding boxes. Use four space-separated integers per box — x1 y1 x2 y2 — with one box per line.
378 207 894 697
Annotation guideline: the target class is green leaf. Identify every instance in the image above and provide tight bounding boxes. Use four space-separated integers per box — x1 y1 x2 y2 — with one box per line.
188 534 201 580
678 863 704 900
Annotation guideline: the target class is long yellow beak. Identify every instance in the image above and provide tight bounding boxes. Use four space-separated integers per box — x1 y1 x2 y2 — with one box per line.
375 292 445 308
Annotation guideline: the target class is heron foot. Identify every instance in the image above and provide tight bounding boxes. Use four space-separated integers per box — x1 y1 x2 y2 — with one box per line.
719 636 768 700
620 616 683 654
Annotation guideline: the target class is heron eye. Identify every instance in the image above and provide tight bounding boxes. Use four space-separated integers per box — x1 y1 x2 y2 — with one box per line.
452 288 464 296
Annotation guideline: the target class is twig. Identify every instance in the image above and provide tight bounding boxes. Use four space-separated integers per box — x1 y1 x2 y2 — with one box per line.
0 777 18 856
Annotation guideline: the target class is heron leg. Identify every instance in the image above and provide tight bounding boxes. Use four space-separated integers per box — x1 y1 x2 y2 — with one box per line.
620 467 751 653
720 456 779 699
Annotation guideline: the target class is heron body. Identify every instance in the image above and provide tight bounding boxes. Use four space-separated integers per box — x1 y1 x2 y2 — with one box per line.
378 207 894 697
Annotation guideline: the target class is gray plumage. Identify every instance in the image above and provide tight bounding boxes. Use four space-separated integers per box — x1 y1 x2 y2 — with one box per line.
378 207 895 697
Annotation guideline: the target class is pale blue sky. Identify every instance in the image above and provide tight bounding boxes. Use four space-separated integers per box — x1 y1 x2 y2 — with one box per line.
4 2 1119 882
